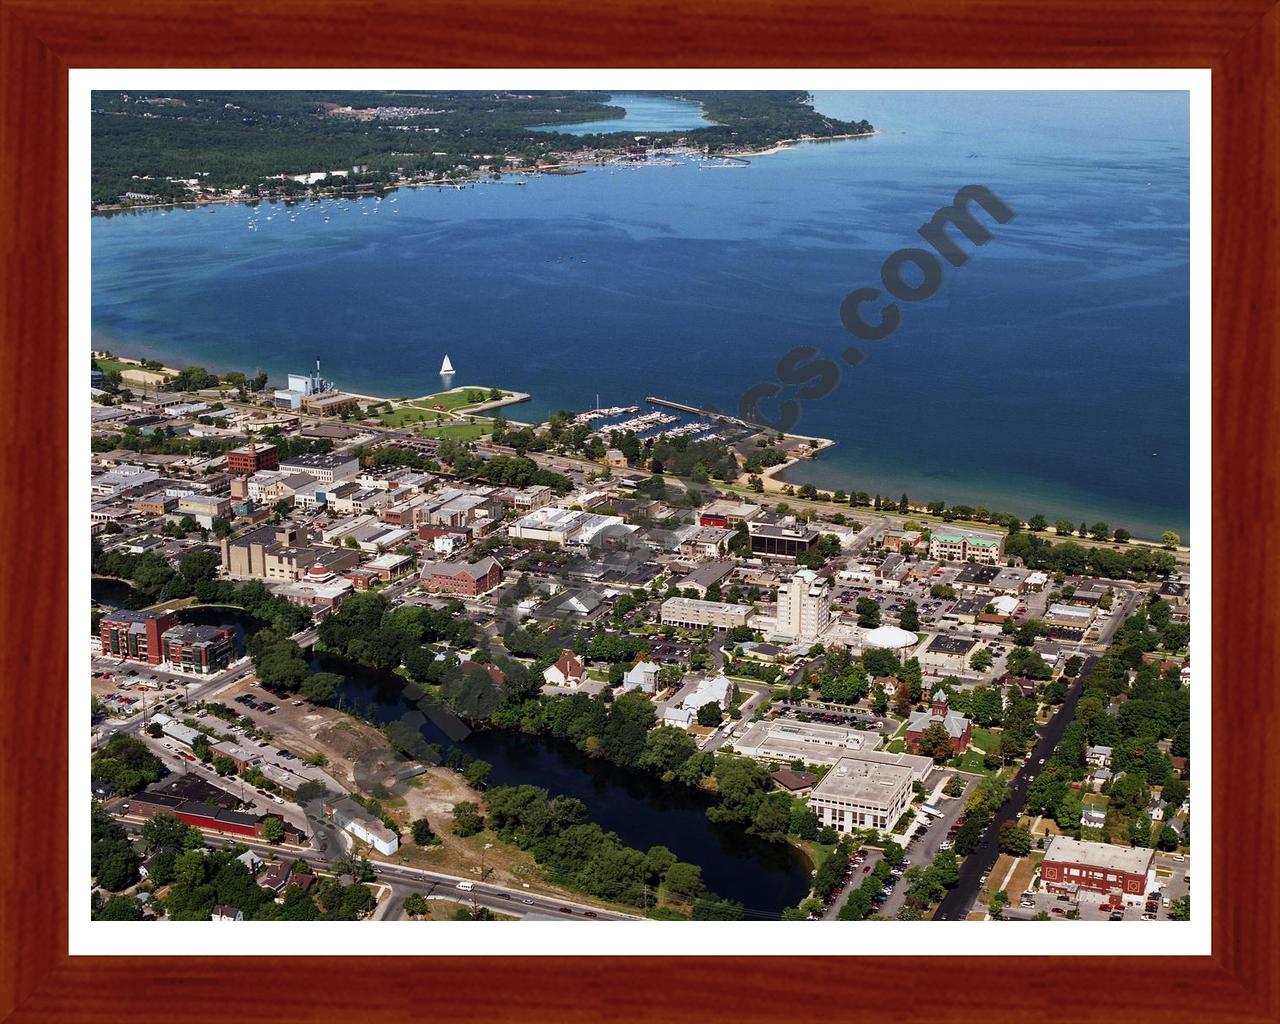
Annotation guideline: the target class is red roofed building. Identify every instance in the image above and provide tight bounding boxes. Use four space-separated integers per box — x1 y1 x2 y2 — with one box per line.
543 651 585 688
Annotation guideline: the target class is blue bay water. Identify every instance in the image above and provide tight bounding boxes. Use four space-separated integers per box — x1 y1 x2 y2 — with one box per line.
530 92 716 134
91 91 1190 540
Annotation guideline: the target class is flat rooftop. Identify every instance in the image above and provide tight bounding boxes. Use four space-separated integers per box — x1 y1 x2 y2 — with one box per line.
1044 835 1155 875
734 719 881 765
810 756 914 804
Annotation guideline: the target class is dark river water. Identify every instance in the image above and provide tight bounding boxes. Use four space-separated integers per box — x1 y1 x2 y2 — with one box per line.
317 652 812 916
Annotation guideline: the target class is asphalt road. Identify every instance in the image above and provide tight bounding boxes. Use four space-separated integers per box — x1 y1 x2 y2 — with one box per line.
932 665 1093 921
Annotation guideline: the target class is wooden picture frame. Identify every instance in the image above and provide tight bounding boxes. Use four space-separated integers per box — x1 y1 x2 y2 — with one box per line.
2 1 1275 1020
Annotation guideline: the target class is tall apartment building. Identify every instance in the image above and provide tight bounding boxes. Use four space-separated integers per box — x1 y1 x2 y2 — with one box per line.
775 569 831 642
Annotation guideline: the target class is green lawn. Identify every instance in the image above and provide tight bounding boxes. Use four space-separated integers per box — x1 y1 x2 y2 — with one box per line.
955 749 988 773
413 421 492 441
377 388 508 427
971 727 1001 753
408 388 506 412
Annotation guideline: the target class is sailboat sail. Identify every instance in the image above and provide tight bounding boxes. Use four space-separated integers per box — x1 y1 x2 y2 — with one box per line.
440 354 454 374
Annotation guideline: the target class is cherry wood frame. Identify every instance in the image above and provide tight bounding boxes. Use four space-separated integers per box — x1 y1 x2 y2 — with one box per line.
2 1 1276 1021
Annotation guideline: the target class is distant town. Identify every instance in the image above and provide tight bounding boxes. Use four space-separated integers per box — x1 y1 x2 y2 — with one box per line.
89 352 1191 924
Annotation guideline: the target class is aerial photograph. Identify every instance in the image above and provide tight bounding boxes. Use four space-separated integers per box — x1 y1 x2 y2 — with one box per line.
87 87 1193 927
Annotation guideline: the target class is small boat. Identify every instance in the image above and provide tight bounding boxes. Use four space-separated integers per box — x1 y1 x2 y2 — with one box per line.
440 354 454 374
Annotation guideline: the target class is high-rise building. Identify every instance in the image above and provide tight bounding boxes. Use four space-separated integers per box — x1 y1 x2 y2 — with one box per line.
775 569 831 642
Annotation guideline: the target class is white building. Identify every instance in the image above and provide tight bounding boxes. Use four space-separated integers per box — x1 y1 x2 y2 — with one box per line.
327 797 399 856
661 597 753 630
807 755 915 834
775 570 831 643
91 464 160 498
622 660 661 694
508 506 634 548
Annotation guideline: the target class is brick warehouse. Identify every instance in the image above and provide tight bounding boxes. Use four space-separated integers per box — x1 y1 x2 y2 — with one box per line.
1040 836 1156 907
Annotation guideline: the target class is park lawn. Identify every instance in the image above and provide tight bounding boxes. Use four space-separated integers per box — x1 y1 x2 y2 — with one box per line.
955 749 987 773
408 388 507 413
415 421 493 441
93 356 136 374
378 405 443 427
971 727 1000 753
885 738 907 754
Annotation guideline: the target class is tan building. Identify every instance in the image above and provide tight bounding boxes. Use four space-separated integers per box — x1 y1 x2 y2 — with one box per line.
661 596 753 630
220 524 359 581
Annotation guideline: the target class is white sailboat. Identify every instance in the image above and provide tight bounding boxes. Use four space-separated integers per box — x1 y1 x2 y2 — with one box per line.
440 354 455 375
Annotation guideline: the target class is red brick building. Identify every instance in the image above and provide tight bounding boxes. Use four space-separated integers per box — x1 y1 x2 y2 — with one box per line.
420 556 503 597
905 692 973 755
100 609 180 665
1041 836 1155 907
160 623 236 674
226 442 279 476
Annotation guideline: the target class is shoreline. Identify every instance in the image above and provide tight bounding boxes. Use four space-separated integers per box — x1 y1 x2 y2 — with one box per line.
94 348 1182 547
733 129 879 160
90 131 881 217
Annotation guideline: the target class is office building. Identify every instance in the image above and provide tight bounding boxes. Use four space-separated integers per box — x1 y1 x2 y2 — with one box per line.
99 609 180 665
808 756 915 834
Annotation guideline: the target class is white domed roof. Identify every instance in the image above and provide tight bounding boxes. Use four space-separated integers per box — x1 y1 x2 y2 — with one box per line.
863 625 918 650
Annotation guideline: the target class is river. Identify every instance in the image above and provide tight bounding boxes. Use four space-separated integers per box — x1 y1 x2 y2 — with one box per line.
317 652 812 917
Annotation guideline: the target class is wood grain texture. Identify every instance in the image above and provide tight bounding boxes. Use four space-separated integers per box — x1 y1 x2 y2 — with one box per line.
0 1 1275 1021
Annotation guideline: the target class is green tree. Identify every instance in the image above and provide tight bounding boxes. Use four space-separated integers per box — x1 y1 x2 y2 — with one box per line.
403 893 429 917
1161 530 1181 550
899 600 920 632
855 597 881 628
411 818 438 846
969 647 994 672
452 801 484 837
663 862 705 904
212 754 236 776
998 823 1032 856
915 722 955 763
463 759 493 789
94 894 143 921
696 701 724 727
261 817 285 844
300 671 343 703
